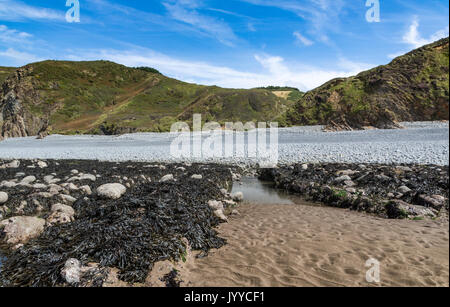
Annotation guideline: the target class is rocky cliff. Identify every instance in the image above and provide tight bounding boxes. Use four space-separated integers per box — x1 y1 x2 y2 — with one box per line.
286 38 449 130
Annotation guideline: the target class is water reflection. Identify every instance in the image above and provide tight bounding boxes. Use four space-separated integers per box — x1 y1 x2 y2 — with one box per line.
231 177 297 205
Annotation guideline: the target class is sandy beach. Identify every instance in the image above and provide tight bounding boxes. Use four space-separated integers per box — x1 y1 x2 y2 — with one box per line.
183 201 449 287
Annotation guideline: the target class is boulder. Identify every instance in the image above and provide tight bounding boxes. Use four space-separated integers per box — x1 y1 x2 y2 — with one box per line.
386 200 437 219
0 160 20 169
0 181 16 188
232 192 244 202
191 174 203 180
80 185 92 195
335 175 351 182
97 183 127 200
32 183 47 189
60 194 77 203
47 203 75 226
398 186 412 194
0 216 46 245
0 191 8 204
61 259 82 284
37 161 48 168
21 176 36 184
208 200 224 211
160 174 174 183
417 194 446 210
214 210 228 222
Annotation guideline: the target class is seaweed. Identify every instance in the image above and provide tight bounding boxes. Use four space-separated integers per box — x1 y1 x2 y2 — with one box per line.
0 160 233 287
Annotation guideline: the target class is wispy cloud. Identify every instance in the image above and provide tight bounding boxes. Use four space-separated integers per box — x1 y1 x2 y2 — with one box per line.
240 0 346 44
0 25 32 44
0 0 64 21
162 0 238 46
293 31 314 46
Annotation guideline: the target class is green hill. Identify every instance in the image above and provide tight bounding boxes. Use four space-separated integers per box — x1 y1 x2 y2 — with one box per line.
0 60 293 137
285 37 449 130
0 67 15 84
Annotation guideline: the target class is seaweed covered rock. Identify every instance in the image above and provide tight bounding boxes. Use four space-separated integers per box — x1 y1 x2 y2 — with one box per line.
47 204 75 226
260 163 449 218
386 200 437 219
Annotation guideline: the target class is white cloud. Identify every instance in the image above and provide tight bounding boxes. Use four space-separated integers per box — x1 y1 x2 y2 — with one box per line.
403 17 449 49
293 31 314 46
0 48 43 64
65 48 372 91
0 25 32 44
388 17 449 59
0 0 64 21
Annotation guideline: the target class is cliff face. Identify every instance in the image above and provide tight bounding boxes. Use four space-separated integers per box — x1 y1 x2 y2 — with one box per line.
286 38 449 130
0 67 47 140
0 61 292 139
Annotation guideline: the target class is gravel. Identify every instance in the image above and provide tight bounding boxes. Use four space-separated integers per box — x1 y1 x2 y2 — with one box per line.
0 121 448 166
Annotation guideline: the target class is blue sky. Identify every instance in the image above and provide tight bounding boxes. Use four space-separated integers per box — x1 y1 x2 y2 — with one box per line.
0 0 448 90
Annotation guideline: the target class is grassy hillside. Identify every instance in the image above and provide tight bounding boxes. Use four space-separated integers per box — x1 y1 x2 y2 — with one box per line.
0 66 15 84
285 37 449 130
255 86 304 102
0 60 293 135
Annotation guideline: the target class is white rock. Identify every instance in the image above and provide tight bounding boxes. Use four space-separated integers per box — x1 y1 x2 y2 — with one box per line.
68 174 96 182
214 210 228 222
398 186 412 194
61 259 82 284
231 209 240 216
15 172 25 178
208 200 224 211
0 216 46 245
37 161 48 168
67 183 79 191
32 183 47 189
335 175 352 182
60 194 77 203
0 192 8 204
160 174 174 183
21 176 37 184
80 174 96 182
0 160 20 169
191 174 203 180
47 203 75 226
79 185 92 195
301 164 309 170
232 192 244 202
97 183 127 200
0 181 16 188
71 170 79 175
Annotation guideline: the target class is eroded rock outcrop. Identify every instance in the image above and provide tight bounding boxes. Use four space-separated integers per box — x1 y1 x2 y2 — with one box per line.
0 66 48 140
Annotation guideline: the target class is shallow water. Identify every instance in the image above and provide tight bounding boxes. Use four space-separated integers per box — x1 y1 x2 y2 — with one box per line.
231 177 304 205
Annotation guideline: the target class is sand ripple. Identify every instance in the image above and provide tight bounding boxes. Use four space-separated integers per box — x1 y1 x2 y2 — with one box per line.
183 202 449 287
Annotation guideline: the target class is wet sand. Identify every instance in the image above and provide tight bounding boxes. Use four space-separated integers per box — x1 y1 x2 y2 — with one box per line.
183 201 449 287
